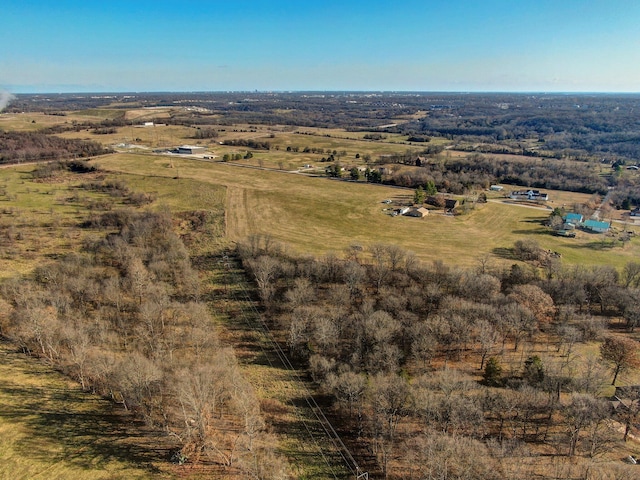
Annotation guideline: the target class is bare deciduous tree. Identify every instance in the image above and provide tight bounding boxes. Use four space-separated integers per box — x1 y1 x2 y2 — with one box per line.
562 393 610 457
622 261 640 288
327 370 366 435
175 352 235 462
600 336 640 385
404 432 504 480
247 255 281 304
476 319 498 370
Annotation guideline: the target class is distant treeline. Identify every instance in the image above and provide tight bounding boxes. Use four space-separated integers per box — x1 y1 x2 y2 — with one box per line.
390 95 640 163
0 131 112 164
221 138 271 150
9 91 640 168
382 153 612 196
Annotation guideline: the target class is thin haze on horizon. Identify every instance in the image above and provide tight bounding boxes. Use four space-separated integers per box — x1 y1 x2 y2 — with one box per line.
1 0 639 94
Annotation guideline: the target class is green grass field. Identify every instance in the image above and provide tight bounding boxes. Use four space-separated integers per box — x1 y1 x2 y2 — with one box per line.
94 153 640 269
0 162 228 279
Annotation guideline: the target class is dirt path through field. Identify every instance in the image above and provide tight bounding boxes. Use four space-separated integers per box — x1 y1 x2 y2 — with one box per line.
225 186 250 241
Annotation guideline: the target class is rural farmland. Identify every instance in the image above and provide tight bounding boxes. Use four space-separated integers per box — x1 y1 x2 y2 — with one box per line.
1 92 640 479
94 153 640 269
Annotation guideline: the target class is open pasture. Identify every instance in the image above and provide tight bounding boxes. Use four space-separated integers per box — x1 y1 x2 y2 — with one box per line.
0 112 77 132
0 165 99 279
0 110 125 132
57 124 200 150
123 107 175 121
69 109 126 120
0 163 226 279
94 153 640 269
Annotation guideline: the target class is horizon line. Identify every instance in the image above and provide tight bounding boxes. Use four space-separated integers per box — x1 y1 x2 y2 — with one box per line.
10 90 640 96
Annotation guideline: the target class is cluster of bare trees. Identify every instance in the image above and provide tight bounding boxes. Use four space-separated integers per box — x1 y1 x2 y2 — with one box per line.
0 210 287 476
0 131 111 165
239 235 640 479
385 153 610 196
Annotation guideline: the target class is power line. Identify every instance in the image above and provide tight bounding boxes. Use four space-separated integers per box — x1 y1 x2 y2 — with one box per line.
220 252 366 479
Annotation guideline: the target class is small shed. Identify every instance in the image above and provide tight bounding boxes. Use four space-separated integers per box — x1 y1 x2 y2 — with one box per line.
554 230 576 238
490 185 504 191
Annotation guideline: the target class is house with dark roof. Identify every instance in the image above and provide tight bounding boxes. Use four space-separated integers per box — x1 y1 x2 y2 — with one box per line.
177 145 206 155
509 189 549 201
444 199 458 213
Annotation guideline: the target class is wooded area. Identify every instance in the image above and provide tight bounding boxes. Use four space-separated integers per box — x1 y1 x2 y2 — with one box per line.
0 172 288 477
238 235 640 479
0 131 112 164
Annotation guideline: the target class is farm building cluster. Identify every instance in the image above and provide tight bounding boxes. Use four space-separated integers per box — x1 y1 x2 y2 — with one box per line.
386 196 458 218
560 213 611 235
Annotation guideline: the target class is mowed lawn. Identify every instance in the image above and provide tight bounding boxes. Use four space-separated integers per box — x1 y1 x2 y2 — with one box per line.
0 341 173 480
95 153 640 268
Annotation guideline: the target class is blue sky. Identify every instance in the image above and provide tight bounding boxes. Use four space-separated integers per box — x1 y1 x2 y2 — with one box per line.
2 0 639 93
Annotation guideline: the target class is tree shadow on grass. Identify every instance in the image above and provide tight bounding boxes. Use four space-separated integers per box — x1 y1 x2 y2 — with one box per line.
511 228 551 235
0 348 173 476
563 241 619 251
520 217 546 224
492 247 517 260
19 408 166 474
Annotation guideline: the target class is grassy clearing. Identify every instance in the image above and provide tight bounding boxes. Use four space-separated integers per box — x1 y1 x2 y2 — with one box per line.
214 265 354 478
0 166 106 279
0 340 173 480
0 113 74 132
70 109 126 120
123 108 174 121
94 153 640 269
0 111 127 132
57 124 197 149
0 163 227 279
